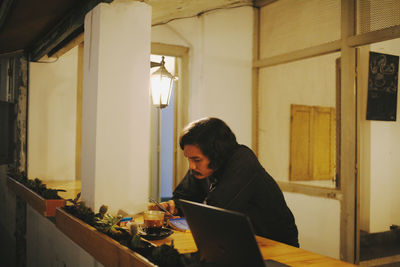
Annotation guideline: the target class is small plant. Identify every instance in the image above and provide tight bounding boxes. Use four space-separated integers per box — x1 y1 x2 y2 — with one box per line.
7 168 65 199
94 205 131 243
64 193 97 226
63 193 186 267
64 194 130 243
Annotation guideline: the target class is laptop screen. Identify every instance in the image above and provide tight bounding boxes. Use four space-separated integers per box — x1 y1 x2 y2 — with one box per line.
179 199 267 267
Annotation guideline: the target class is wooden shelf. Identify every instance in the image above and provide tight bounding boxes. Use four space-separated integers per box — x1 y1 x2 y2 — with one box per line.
42 179 81 200
55 208 155 267
7 176 65 217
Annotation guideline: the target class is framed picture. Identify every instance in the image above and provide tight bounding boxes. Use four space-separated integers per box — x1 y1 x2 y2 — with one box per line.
366 51 399 121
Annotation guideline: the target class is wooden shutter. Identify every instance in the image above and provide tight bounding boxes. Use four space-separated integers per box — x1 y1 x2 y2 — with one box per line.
290 104 336 181
312 106 336 180
290 105 312 180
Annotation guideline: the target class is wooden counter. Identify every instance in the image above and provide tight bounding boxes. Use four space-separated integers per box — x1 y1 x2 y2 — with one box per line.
43 179 81 200
147 230 356 266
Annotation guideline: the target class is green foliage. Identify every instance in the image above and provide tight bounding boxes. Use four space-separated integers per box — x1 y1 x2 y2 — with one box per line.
95 213 130 242
7 168 65 199
63 194 186 267
64 193 97 226
65 194 130 243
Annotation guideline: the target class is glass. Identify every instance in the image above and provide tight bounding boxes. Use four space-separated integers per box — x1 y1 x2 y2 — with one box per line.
143 210 165 235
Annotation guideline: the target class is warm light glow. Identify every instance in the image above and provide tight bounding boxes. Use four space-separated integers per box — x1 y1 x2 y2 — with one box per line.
150 56 176 109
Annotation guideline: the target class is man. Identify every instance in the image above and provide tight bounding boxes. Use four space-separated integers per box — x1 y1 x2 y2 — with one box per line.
160 117 299 247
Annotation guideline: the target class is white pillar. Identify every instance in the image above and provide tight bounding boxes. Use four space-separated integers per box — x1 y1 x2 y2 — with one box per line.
81 1 152 214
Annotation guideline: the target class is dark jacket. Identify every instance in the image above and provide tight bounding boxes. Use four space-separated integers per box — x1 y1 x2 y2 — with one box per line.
173 145 299 247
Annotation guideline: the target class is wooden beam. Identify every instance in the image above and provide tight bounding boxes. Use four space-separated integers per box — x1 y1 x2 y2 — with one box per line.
151 42 189 58
0 0 14 32
253 40 341 68
252 7 259 154
347 24 400 48
278 181 343 200
340 0 357 263
30 0 113 62
253 0 277 8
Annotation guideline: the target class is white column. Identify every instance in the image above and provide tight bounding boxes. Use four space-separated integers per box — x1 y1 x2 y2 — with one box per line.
81 0 152 214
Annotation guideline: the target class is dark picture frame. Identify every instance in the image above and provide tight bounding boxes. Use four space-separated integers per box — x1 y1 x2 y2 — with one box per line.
366 51 399 121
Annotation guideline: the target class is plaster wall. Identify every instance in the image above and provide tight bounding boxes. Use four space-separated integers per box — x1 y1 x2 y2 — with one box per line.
257 52 340 258
151 6 253 147
26 206 103 267
258 53 338 185
285 192 340 259
28 47 78 181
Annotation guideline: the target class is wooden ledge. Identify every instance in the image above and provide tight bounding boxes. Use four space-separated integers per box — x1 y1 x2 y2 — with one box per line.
55 208 155 267
7 176 65 217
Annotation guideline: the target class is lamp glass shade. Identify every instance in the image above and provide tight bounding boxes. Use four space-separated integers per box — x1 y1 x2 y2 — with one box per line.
151 65 174 108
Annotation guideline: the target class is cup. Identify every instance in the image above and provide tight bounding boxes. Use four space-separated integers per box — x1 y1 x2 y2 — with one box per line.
143 210 165 235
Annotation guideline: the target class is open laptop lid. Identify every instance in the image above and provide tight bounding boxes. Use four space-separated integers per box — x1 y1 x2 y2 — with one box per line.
178 199 266 267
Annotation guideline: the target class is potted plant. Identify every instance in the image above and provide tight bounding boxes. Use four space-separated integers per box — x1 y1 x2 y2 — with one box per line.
7 169 66 217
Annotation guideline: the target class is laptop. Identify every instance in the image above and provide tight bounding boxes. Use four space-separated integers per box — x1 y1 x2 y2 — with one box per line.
179 199 290 267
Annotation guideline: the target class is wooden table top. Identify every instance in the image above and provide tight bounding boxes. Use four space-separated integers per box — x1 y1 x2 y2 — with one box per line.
43 179 81 200
147 230 356 266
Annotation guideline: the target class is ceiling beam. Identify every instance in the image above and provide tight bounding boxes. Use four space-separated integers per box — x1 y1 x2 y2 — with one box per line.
0 0 15 32
50 32 84 59
30 0 113 62
253 0 277 8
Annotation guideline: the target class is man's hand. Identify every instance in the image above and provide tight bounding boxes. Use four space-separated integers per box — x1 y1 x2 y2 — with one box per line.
148 199 178 217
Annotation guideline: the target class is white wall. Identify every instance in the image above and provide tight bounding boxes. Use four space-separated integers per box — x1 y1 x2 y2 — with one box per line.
257 52 340 258
151 6 254 146
285 192 340 259
360 39 400 233
28 47 78 181
26 206 103 267
258 52 338 185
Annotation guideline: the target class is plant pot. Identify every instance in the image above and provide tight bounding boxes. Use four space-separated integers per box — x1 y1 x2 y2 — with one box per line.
7 176 65 217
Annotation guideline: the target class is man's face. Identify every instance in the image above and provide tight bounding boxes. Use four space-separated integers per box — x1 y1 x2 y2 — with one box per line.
183 144 214 179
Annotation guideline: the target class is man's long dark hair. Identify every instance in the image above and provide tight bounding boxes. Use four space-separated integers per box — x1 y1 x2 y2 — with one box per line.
179 117 238 170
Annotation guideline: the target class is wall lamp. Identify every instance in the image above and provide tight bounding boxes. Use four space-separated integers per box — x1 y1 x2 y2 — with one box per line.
150 56 177 109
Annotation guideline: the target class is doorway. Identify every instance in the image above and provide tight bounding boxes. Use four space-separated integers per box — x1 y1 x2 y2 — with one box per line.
150 54 176 202
149 43 189 202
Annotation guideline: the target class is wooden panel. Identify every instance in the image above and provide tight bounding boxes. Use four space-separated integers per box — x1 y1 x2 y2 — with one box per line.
290 104 312 180
340 0 357 262
256 236 356 266
259 0 341 59
7 176 65 217
348 24 400 48
43 179 81 200
152 230 356 266
55 208 155 267
312 106 336 180
147 230 197 254
278 180 342 200
253 40 341 68
290 105 336 181
75 43 83 180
